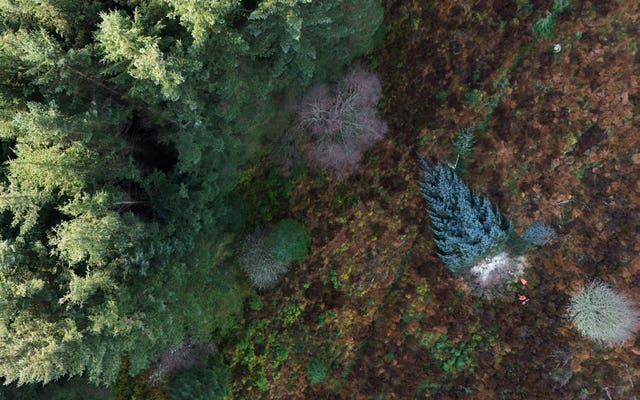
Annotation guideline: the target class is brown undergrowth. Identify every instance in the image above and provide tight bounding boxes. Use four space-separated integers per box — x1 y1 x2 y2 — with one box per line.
226 0 640 398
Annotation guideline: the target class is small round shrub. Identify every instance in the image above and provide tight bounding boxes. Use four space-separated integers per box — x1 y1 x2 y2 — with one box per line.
567 280 640 346
264 219 310 264
239 234 288 291
305 356 327 386
522 221 555 246
164 360 230 400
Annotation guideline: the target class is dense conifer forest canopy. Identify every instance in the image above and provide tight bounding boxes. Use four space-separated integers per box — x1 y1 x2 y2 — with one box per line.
0 0 381 394
1 0 640 399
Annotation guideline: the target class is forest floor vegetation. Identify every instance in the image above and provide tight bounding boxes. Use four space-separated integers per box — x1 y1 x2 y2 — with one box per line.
225 0 640 398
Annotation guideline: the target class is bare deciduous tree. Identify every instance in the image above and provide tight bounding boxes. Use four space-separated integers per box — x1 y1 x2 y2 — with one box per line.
295 67 388 180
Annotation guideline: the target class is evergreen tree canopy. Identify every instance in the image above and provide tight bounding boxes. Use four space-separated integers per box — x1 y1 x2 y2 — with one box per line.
0 0 382 385
419 159 511 274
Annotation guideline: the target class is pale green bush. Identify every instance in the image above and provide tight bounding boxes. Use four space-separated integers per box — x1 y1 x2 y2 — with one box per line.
239 233 288 291
567 281 639 346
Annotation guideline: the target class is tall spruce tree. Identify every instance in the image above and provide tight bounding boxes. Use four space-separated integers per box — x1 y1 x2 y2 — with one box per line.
0 0 382 386
419 160 511 274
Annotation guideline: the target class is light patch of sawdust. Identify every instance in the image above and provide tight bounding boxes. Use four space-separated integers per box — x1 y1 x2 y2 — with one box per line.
469 251 528 292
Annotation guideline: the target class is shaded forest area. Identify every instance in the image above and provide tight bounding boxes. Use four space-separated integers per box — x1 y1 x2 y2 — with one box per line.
0 0 639 399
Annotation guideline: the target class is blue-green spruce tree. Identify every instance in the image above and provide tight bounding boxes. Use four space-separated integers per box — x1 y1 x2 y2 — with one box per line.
419 160 511 274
